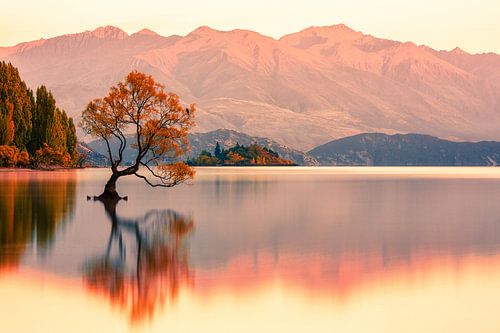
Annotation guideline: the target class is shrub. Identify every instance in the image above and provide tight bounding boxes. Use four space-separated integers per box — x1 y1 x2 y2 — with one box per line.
0 145 31 167
34 144 72 167
17 150 30 167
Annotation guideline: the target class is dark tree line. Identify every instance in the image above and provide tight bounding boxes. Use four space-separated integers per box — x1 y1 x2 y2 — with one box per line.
0 61 77 167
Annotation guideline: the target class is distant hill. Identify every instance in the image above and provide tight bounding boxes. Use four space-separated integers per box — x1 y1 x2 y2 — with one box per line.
86 129 318 166
77 142 109 167
308 133 500 166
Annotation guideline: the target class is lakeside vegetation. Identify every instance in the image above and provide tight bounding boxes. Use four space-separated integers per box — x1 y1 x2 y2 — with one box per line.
187 142 295 166
0 62 77 168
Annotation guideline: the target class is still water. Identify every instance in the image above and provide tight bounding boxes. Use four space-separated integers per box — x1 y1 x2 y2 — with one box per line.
1 167 500 332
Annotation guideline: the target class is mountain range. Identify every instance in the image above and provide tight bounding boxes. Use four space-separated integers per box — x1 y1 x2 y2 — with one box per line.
1 24 500 151
309 133 500 166
83 129 500 167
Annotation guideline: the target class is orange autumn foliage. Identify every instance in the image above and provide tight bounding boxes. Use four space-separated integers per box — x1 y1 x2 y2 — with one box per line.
80 71 196 196
225 151 245 164
0 145 30 167
34 143 73 167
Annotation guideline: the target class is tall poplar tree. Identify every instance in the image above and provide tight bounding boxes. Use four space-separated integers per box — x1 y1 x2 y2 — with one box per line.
65 117 77 159
0 61 33 149
29 85 56 153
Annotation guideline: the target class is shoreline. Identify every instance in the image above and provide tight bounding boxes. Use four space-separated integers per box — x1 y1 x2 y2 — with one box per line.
0 166 106 172
0 165 499 172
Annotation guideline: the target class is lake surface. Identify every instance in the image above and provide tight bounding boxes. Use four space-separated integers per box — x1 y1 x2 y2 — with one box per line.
1 167 500 332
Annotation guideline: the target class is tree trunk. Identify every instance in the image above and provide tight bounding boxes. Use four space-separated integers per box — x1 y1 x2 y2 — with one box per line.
98 172 121 202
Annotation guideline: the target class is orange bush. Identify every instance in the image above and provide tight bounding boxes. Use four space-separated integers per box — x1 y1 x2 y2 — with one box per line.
0 145 31 167
225 151 245 164
34 144 73 167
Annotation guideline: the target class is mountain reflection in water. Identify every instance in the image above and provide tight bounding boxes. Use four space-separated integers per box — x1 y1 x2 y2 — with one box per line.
1 168 500 332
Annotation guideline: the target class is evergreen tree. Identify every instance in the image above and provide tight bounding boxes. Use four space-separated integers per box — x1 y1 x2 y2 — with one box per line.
49 109 67 150
0 61 33 149
0 113 12 145
214 141 221 158
29 85 56 153
66 117 77 159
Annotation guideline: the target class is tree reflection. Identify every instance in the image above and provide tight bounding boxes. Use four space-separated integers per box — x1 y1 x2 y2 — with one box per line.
0 173 76 268
83 200 194 323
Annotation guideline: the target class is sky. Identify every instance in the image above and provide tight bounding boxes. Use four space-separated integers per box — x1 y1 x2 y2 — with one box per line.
1 0 499 54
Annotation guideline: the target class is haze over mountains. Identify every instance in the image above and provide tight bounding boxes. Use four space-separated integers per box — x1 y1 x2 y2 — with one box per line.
1 24 499 150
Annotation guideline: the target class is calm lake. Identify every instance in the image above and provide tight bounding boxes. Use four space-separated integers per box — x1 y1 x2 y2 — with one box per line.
1 167 500 332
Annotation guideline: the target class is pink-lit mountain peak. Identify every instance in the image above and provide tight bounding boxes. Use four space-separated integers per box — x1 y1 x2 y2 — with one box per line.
450 46 469 55
297 23 360 37
189 25 218 35
181 25 285 59
90 25 128 39
133 28 160 37
188 25 277 44
280 24 365 48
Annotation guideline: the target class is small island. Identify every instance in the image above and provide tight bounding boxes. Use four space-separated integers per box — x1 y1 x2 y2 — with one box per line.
187 142 296 166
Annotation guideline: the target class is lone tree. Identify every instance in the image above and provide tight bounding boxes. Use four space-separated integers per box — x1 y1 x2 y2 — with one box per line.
81 71 196 202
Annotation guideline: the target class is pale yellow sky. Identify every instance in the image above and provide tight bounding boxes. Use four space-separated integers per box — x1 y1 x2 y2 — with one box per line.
1 0 499 54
